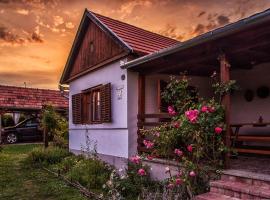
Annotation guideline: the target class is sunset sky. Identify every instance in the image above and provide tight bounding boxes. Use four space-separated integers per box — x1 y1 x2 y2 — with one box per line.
0 0 270 89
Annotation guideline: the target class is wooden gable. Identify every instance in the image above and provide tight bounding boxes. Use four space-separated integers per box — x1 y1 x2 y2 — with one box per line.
62 12 129 83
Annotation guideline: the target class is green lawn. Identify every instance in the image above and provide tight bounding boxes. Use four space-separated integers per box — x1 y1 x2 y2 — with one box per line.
0 144 87 200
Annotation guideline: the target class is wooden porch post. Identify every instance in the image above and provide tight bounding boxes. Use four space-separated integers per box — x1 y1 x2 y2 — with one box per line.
137 74 145 153
219 53 231 169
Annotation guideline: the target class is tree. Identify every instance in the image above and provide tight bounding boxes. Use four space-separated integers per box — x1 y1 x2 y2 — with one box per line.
41 105 58 148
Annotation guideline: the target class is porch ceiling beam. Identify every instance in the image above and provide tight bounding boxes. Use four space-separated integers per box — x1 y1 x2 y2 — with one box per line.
218 53 231 169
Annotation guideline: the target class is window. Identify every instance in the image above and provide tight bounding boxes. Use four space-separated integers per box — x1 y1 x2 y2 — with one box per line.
72 83 111 124
91 88 101 122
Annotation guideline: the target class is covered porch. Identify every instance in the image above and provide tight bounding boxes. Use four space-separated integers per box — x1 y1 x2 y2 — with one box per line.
123 9 270 170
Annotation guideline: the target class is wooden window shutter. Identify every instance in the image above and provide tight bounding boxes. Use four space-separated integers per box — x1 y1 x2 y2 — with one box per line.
72 93 82 124
100 83 112 122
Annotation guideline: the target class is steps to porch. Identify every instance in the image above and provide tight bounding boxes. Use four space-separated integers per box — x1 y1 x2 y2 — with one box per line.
195 169 270 200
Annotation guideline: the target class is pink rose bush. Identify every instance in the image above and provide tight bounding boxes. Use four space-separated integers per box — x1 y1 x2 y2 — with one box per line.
140 76 228 196
143 140 154 149
187 145 193 152
215 127 223 134
174 148 183 157
168 106 177 116
185 109 199 123
138 168 146 176
130 155 141 164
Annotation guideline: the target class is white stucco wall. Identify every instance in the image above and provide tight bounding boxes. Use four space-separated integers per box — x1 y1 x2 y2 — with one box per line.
127 70 139 157
231 63 270 137
231 63 270 123
69 59 129 158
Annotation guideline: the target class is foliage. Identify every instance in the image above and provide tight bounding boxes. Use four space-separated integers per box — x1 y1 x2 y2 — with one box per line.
139 75 234 198
211 72 239 103
41 105 68 148
104 160 156 200
1 114 15 127
66 157 112 192
0 144 87 200
27 146 71 166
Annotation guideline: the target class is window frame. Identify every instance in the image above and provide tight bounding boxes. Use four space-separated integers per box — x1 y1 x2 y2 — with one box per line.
82 85 103 124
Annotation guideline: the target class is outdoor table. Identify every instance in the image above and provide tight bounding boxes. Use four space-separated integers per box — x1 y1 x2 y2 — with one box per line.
230 122 270 154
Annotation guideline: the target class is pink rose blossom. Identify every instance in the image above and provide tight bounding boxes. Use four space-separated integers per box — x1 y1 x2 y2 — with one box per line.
168 106 177 116
201 106 209 113
215 127 223 134
147 155 154 160
138 168 146 176
143 140 154 149
167 183 175 189
189 171 196 177
208 107 215 113
173 121 181 128
175 178 183 185
185 109 199 123
153 132 160 137
174 149 183 157
187 145 193 152
129 155 141 164
201 106 215 113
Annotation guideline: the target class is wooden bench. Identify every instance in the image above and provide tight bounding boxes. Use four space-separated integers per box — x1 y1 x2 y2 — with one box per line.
231 123 270 155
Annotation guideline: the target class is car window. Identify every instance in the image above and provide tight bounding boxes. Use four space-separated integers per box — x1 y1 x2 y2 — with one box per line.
25 119 39 127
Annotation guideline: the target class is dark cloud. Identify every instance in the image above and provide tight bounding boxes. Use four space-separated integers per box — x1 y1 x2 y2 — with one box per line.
158 24 184 41
197 11 206 17
0 26 26 45
217 15 230 26
192 13 230 36
0 25 44 45
30 32 44 43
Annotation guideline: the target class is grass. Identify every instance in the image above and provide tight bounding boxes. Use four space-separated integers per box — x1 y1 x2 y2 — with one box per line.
0 144 87 200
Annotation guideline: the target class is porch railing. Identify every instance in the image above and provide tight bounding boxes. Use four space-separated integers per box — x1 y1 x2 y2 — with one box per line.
137 113 171 153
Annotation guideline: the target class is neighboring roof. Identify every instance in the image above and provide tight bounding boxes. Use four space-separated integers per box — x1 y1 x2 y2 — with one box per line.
93 12 180 55
60 9 179 84
122 8 270 71
0 85 68 111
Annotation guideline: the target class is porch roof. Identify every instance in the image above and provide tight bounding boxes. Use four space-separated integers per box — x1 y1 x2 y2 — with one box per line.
122 9 270 76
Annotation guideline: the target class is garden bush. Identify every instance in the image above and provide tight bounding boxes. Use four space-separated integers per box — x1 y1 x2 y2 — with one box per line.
1 114 15 127
66 158 112 192
27 146 71 166
134 75 237 198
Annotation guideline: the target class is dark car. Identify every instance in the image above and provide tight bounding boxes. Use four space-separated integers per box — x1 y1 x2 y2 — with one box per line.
1 117 43 144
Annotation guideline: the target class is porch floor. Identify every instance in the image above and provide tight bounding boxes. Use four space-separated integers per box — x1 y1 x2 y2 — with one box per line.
230 155 270 175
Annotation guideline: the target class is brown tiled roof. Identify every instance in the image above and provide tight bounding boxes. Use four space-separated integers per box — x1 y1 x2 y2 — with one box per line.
93 12 180 55
0 85 68 111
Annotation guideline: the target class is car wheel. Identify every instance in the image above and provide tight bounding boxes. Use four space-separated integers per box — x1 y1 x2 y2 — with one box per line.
6 133 18 144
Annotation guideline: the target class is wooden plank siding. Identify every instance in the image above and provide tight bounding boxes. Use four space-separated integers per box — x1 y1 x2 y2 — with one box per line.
69 20 125 78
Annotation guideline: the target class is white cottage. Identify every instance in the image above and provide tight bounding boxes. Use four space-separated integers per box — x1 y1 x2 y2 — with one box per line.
61 8 270 199
60 9 179 167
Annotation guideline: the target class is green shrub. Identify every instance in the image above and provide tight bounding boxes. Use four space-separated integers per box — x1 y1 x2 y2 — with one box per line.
67 158 112 191
1 114 15 127
57 155 84 174
27 146 71 165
